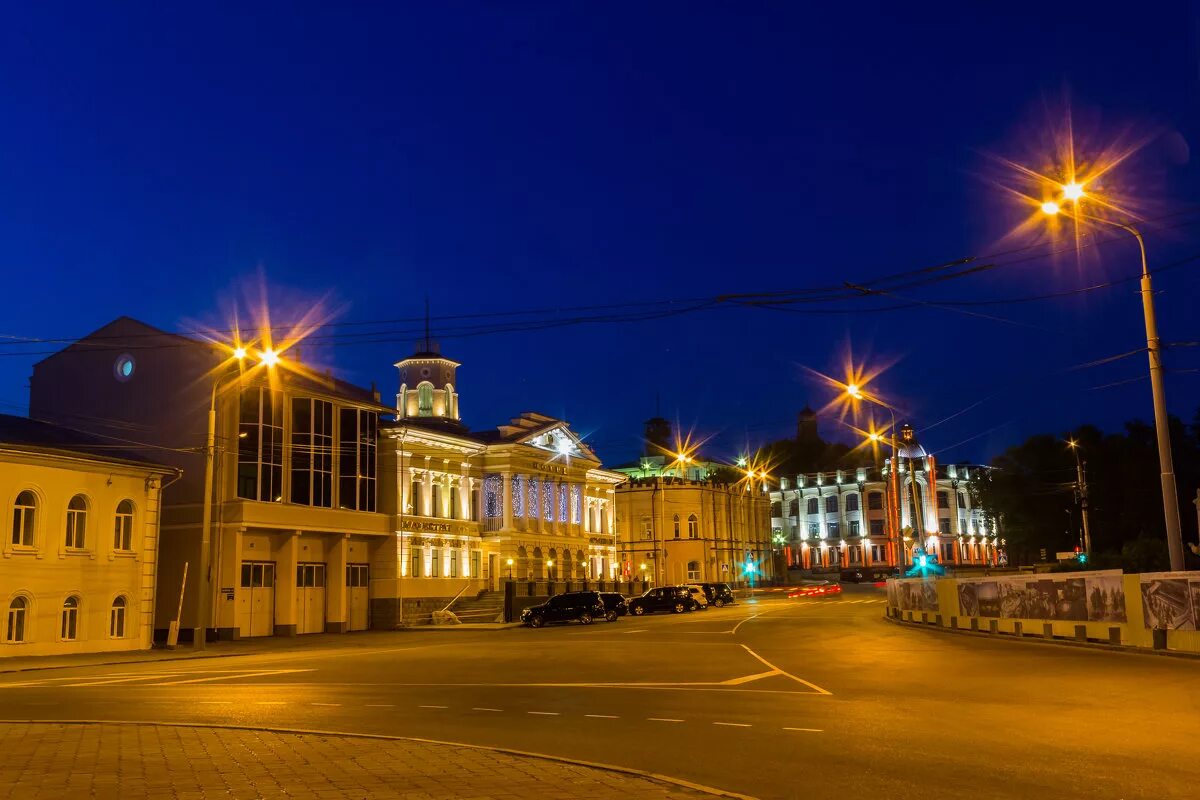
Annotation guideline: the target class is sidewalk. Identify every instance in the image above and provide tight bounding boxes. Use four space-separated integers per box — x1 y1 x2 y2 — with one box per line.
0 722 731 800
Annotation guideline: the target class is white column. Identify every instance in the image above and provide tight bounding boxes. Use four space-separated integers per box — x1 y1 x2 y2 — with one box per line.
502 473 513 531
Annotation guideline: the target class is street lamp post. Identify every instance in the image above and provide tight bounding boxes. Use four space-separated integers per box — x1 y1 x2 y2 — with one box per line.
196 346 277 650
1067 439 1093 558
851 386 904 573
1043 196 1185 570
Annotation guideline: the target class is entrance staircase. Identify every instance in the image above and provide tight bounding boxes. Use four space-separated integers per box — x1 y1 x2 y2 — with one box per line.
447 590 506 624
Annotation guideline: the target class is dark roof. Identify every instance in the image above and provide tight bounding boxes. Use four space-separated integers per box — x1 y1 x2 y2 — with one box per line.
0 414 175 471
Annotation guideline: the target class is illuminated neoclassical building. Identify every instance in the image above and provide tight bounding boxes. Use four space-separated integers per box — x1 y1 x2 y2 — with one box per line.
375 339 625 625
769 424 1000 572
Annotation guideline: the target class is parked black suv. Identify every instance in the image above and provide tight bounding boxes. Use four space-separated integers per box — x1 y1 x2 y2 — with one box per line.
627 587 697 615
698 582 735 607
599 592 628 620
521 591 606 628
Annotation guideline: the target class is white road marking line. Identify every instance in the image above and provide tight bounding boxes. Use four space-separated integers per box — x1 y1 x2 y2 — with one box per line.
198 701 233 705
739 644 833 696
720 670 778 686
622 629 648 634
254 702 286 706
311 702 342 707
527 711 559 716
584 714 619 719
365 704 395 708
783 727 823 732
472 707 503 712
418 705 448 709
62 674 179 687
149 669 313 686
713 722 751 727
647 718 684 723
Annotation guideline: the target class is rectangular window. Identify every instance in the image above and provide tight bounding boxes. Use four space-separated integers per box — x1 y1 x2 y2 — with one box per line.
849 520 860 537
241 561 274 588
808 522 820 537
346 564 369 587
237 388 284 501
867 492 883 510
869 519 885 536
338 408 378 512
409 548 422 578
939 518 951 535
941 542 954 561
470 551 481 578
291 398 333 507
872 544 885 562
827 522 839 538
848 545 862 564
449 550 459 578
430 548 441 578
937 491 949 509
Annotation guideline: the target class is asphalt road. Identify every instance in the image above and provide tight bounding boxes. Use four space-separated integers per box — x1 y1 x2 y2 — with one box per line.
2 584 1198 799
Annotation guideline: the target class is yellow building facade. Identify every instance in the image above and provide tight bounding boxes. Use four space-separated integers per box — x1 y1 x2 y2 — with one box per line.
1 416 176 657
615 476 774 587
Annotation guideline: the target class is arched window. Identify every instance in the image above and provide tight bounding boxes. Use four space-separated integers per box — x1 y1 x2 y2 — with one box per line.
113 500 134 551
806 498 819 515
417 382 434 416
11 491 36 546
686 560 701 581
109 597 127 638
687 514 699 539
845 494 859 512
6 597 28 642
825 495 839 514
66 495 87 549
547 548 558 580
672 514 680 539
532 547 544 580
61 596 80 641
445 384 456 418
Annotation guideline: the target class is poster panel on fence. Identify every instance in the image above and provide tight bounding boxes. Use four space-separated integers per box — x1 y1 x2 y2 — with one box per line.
954 570 1124 622
889 578 939 612
1139 572 1199 630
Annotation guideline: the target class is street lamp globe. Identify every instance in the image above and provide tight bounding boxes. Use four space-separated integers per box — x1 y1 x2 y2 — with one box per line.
1062 182 1085 201
1041 201 1060 215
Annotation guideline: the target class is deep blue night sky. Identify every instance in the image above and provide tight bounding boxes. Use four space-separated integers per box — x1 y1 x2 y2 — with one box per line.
2 3 1199 467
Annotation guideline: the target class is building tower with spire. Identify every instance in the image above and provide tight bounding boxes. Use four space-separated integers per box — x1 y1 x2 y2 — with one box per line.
394 305 462 426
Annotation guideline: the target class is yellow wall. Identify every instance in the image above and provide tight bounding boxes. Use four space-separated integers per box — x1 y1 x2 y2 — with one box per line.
1 450 169 657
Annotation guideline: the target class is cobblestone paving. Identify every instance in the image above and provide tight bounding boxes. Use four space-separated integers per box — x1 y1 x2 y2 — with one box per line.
0 722 722 800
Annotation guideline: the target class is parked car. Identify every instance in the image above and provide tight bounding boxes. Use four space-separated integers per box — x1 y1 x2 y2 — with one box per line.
521 591 606 628
599 592 628 621
627 587 697 616
698 582 735 607
684 585 709 609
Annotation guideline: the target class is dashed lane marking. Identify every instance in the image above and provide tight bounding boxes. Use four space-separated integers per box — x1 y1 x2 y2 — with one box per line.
647 718 684 723
311 703 342 707
253 702 286 706
418 705 448 709
365 704 394 708
783 727 823 732
713 722 751 728
584 714 619 719
472 707 503 712
527 711 560 716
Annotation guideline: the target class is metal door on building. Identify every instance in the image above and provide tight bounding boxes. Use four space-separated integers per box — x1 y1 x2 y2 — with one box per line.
295 562 327 634
346 563 370 631
237 561 275 637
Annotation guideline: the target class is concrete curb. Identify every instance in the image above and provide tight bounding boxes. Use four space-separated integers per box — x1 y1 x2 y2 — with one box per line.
0 719 759 800
883 613 1200 661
